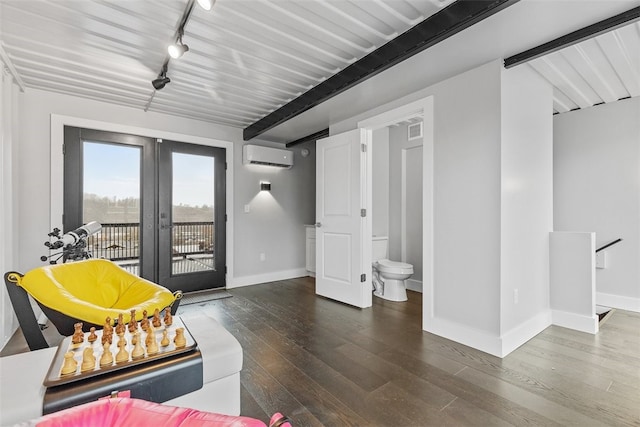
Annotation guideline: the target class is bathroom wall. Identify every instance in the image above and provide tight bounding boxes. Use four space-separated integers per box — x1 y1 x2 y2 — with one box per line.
372 128 389 238
389 123 423 290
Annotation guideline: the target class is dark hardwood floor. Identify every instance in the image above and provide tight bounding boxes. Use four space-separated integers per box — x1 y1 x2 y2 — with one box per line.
193 277 640 426
3 276 639 426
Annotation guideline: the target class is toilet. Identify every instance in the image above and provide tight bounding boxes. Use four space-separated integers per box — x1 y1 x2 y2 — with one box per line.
372 236 413 302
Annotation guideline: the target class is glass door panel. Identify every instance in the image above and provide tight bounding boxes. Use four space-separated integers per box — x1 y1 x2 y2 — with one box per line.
171 152 215 275
83 142 141 274
158 140 226 292
63 127 156 281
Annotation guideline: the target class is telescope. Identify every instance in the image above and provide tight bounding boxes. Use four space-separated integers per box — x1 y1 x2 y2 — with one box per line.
42 221 102 263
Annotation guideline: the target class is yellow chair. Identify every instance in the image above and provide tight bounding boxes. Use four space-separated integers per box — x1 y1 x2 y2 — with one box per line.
4 259 181 350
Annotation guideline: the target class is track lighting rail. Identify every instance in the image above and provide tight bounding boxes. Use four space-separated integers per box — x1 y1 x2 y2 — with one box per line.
150 0 213 91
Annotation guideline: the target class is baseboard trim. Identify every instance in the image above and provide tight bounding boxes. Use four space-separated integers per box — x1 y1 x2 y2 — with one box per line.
425 311 552 358
596 292 640 313
406 279 422 293
500 311 552 356
552 309 598 334
425 316 503 358
227 268 308 289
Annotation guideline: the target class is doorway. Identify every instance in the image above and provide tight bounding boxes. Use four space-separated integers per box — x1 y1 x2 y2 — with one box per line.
357 96 434 331
63 126 226 293
371 122 424 293
315 96 433 320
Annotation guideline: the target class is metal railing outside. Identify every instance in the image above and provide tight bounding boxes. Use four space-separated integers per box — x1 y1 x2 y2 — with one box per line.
87 222 215 266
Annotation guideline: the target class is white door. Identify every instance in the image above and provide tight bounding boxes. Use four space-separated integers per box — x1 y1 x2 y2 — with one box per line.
316 129 371 308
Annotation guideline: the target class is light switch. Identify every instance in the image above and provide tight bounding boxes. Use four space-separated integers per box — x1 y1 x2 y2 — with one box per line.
244 204 250 213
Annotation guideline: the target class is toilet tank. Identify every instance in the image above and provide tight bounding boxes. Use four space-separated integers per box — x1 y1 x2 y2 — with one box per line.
372 236 388 261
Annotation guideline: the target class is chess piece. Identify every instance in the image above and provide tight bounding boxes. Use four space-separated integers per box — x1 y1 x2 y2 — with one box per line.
104 316 113 335
115 339 129 363
145 324 155 347
128 309 137 333
81 347 96 372
163 308 173 327
152 308 161 328
131 332 145 359
87 327 98 343
100 342 113 367
146 330 158 355
174 327 186 348
115 313 125 335
140 310 150 332
102 329 113 346
160 330 170 347
71 322 84 345
60 351 77 375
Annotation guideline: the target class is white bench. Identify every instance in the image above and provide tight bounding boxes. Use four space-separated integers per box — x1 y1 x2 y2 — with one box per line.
0 313 242 426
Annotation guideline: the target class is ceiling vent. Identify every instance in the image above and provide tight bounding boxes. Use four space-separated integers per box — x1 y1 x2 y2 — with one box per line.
408 122 423 141
243 145 293 168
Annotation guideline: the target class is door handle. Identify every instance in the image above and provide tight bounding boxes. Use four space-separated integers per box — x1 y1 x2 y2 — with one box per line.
315 222 322 228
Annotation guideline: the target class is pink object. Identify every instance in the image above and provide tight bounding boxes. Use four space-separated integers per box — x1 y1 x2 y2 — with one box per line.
269 412 292 427
35 398 269 427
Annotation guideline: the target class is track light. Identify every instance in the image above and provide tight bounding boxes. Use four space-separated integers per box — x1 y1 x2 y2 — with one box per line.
168 32 189 59
196 0 215 11
152 68 170 90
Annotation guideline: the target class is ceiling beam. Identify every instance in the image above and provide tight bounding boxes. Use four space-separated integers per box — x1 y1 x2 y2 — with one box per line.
504 6 640 69
242 0 520 141
285 128 329 148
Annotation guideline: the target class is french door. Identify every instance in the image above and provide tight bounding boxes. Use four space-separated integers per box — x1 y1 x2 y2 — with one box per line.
158 140 226 292
63 127 226 292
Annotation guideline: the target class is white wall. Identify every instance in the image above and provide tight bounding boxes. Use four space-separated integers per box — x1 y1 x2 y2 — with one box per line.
499 65 554 350
372 128 389 238
0 87 314 349
554 97 640 312
331 60 554 357
332 61 504 344
0 67 20 348
232 139 315 284
550 232 598 334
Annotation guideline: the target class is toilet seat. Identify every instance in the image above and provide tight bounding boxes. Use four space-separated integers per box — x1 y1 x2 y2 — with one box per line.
374 259 413 274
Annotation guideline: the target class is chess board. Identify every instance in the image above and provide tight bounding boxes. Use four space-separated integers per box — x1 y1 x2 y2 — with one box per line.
43 316 197 387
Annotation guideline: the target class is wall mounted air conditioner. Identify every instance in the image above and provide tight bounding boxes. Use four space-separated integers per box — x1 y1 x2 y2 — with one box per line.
243 144 293 168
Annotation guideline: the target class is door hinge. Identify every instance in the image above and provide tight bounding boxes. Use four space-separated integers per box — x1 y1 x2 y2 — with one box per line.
225 162 228 170
360 274 366 282
361 209 366 217
62 143 65 155
225 214 227 222
225 266 228 274
361 143 367 153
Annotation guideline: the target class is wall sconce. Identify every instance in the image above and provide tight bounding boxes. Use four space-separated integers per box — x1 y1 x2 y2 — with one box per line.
260 181 271 191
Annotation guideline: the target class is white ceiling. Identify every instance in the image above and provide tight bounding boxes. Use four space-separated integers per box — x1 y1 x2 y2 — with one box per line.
0 0 638 143
0 0 455 127
528 21 640 114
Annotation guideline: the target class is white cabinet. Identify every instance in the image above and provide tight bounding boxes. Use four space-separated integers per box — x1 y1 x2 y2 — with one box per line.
305 225 316 275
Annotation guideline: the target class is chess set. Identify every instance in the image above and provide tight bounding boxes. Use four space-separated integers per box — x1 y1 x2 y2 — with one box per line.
43 309 197 387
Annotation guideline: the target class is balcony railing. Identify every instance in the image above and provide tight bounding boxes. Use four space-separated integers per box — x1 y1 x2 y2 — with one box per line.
87 222 215 262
